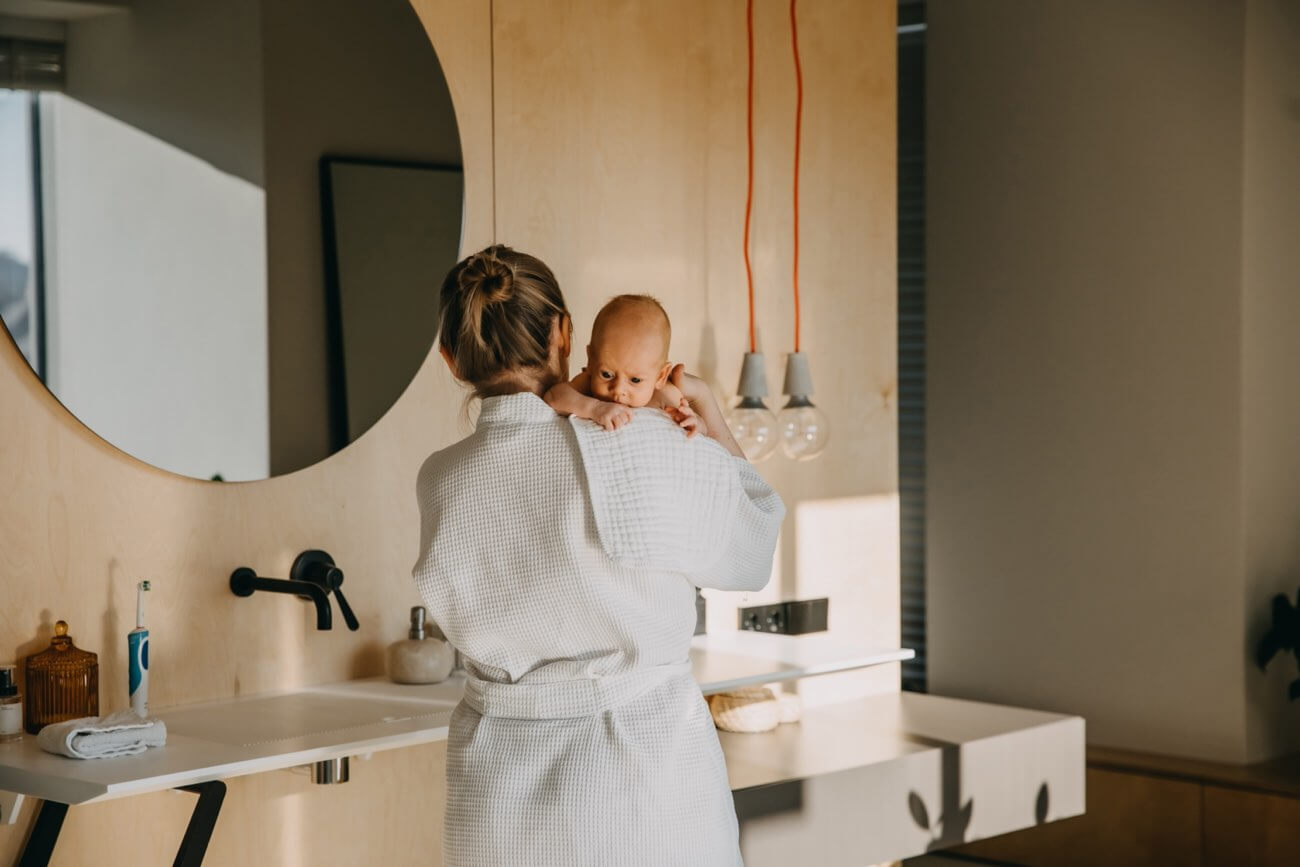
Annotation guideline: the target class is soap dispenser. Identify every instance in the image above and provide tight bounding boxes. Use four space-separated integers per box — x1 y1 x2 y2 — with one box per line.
387 607 455 684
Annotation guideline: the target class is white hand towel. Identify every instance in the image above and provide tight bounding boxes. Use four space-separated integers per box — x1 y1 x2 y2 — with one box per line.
36 710 168 759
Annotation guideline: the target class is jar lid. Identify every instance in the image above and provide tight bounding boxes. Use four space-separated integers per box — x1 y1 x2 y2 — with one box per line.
0 665 17 697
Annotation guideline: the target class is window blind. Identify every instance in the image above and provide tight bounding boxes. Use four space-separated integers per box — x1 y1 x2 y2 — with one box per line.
898 0 926 692
0 39 64 91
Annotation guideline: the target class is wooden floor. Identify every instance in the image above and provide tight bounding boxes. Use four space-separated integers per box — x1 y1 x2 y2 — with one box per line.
919 748 1300 867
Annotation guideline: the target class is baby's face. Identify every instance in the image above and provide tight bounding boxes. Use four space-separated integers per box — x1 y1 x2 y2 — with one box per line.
587 326 670 408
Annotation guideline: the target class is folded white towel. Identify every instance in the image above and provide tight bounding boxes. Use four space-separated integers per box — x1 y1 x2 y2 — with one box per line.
36 710 168 759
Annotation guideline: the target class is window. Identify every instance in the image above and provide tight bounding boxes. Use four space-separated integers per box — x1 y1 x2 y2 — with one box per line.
0 88 42 376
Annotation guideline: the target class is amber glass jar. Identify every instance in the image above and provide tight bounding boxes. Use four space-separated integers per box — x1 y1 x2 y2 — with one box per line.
24 620 99 734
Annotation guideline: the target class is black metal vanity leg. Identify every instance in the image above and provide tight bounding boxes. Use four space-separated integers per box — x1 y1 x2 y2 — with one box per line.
17 800 68 867
172 781 226 867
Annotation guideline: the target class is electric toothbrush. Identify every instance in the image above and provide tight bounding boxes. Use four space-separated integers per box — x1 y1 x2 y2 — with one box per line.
129 580 151 717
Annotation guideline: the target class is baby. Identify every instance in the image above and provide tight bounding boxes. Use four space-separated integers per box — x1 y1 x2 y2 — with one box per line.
545 294 705 436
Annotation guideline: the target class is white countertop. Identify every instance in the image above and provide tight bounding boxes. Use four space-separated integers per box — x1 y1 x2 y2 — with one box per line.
691 631 912 694
0 632 913 806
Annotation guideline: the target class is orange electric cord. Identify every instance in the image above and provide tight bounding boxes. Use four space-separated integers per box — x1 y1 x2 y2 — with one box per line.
744 0 757 353
790 0 803 353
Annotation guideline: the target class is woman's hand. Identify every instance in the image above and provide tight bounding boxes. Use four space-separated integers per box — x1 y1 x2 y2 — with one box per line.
664 399 707 438
669 365 713 409
668 364 745 458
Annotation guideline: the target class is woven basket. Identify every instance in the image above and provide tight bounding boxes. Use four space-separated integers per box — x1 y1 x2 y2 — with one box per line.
708 686 780 733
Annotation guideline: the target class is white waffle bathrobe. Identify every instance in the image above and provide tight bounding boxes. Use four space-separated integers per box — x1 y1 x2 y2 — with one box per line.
412 392 784 866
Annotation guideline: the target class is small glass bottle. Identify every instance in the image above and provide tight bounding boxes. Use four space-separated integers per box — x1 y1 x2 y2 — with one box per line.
0 664 22 743
24 620 99 735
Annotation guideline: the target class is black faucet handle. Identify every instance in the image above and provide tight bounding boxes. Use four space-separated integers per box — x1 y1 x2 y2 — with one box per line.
332 586 360 631
292 550 338 586
291 550 360 631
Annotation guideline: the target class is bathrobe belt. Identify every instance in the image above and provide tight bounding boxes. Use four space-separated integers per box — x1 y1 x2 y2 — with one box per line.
462 662 693 720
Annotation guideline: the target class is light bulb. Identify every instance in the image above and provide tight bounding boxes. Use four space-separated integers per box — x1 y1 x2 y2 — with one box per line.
778 398 829 460
778 351 829 461
728 351 780 462
728 397 780 462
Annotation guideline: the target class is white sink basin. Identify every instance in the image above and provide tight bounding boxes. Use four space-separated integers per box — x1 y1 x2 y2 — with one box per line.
161 679 461 747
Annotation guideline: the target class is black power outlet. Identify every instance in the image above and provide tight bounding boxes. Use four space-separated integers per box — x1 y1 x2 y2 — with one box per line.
737 597 828 635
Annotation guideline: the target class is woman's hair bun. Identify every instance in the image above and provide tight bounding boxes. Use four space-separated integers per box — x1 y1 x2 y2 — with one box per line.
438 244 568 396
462 249 515 306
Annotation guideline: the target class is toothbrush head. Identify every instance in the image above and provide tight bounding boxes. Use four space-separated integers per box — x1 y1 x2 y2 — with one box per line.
139 580 151 592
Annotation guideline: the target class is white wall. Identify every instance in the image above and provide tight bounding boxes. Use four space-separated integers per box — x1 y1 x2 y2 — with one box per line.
40 94 269 480
37 0 269 479
927 0 1255 762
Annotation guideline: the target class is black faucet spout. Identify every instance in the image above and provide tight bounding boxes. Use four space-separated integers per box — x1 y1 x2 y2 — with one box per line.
230 567 333 630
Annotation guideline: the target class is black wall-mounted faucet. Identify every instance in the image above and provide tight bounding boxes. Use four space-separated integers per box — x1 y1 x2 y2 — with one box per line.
230 568 333 630
229 550 360 632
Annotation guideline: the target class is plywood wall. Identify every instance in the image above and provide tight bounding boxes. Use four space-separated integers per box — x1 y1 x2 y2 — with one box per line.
0 1 894 862
491 0 899 702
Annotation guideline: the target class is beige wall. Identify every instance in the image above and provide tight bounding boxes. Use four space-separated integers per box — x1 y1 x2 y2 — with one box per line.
929 0 1300 764
491 0 900 704
0 0 896 863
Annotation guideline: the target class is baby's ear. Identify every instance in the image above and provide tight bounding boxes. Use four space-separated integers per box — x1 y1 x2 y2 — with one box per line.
655 362 673 388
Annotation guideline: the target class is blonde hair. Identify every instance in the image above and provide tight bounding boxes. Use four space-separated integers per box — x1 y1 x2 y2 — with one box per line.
591 294 671 356
437 245 568 396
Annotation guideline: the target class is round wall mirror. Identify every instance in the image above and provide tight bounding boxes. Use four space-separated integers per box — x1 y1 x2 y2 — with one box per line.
0 0 462 481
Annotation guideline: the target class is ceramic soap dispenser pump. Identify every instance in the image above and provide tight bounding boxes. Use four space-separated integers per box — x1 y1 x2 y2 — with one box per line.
387 607 455 685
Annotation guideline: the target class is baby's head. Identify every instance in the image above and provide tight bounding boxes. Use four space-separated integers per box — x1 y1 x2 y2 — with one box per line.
586 295 672 408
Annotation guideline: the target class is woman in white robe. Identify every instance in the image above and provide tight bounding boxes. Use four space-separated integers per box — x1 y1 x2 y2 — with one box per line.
413 246 784 866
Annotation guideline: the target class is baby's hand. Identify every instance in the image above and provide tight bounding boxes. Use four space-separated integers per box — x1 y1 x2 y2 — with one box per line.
591 401 633 432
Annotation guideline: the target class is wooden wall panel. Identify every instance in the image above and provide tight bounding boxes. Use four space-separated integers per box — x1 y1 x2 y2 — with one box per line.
491 0 899 702
0 1 896 863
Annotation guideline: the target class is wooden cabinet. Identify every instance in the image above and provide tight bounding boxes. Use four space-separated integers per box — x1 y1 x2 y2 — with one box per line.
1203 786 1300 867
953 755 1300 867
957 768 1201 867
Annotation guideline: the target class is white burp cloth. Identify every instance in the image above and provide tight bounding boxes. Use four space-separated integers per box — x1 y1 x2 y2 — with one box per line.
37 709 168 759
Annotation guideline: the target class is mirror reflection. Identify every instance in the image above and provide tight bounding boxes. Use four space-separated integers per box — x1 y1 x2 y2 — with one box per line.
0 0 462 481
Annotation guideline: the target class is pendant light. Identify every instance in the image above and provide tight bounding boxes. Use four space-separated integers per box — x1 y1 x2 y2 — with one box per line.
732 353 780 462
725 0 779 463
777 0 829 461
779 352 829 460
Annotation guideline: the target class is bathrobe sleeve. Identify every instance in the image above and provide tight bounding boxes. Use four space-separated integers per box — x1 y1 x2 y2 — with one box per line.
570 412 785 591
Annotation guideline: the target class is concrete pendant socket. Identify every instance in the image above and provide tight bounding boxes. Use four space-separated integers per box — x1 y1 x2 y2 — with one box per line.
782 351 815 400
736 352 770 400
